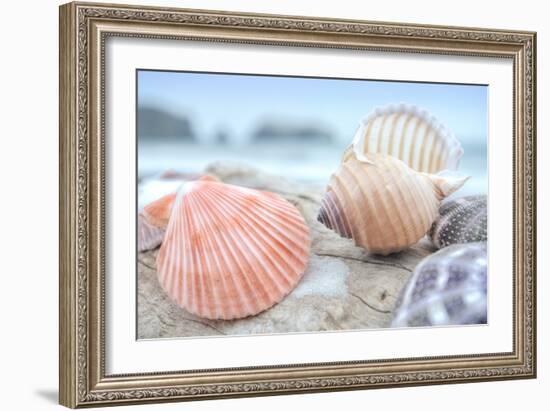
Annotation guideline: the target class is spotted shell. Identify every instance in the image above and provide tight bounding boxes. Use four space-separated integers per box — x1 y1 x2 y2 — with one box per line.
391 242 487 327
152 175 311 320
343 104 463 174
429 195 487 249
317 152 468 255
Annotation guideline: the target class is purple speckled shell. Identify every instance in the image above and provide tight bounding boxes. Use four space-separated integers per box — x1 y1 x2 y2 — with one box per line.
391 242 487 327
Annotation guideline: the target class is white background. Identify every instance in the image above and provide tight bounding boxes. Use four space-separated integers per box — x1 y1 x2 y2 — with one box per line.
0 0 546 410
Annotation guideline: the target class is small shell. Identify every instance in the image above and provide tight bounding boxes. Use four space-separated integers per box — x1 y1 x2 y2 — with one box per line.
317 153 468 255
137 213 165 252
157 176 311 320
430 195 487 249
137 192 176 252
138 171 197 251
142 192 176 229
391 242 487 327
343 104 463 173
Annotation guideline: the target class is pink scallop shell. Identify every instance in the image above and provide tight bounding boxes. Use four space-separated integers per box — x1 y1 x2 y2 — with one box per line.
157 176 311 320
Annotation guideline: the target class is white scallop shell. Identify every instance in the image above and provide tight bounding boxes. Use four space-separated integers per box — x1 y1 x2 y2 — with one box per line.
157 176 311 320
344 103 463 173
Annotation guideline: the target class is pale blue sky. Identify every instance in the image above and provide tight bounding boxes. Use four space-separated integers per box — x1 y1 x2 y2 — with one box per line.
137 69 487 145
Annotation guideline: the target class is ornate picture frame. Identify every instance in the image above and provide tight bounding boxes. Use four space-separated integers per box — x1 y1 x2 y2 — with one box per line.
59 1 536 408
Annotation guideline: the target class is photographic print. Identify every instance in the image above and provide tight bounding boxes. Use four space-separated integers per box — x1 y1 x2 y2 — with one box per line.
136 70 488 339
60 4 536 406
58 3 539 405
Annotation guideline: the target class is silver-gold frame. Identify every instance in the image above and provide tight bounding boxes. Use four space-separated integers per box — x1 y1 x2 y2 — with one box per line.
59 2 536 408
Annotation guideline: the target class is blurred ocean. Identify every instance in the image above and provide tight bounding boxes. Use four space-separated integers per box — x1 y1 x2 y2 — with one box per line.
137 70 488 198
138 138 487 197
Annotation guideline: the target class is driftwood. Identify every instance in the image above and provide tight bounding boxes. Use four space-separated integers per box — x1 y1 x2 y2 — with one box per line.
137 162 435 339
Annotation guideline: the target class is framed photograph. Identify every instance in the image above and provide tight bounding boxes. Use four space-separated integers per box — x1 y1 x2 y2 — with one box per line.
59 2 537 408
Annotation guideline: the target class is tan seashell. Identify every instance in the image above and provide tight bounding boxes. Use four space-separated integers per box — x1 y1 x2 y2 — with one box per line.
318 153 468 255
157 176 311 320
343 104 463 174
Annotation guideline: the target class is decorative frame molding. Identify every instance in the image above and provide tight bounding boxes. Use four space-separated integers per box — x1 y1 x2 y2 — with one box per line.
59 2 536 408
